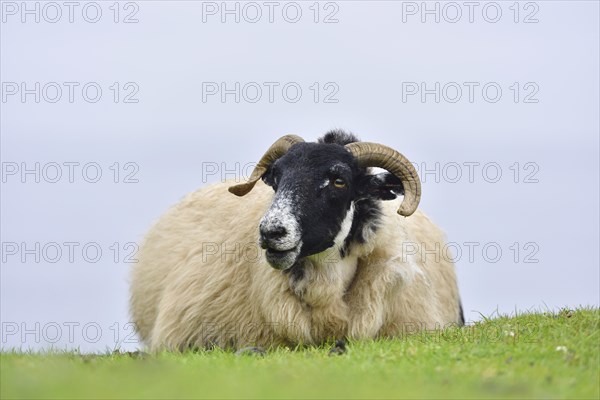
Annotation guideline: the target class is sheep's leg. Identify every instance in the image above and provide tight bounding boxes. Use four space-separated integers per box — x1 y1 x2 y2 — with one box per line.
328 339 347 356
235 347 266 356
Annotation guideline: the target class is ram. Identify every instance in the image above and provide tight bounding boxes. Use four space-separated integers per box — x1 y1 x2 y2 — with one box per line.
130 131 463 351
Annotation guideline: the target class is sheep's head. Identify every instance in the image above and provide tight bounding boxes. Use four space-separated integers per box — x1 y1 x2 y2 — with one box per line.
229 131 421 270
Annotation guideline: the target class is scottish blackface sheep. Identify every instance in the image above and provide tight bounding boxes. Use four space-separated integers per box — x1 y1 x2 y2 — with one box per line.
130 131 463 351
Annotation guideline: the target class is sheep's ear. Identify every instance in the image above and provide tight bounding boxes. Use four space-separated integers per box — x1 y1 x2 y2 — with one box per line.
357 173 404 201
261 166 276 187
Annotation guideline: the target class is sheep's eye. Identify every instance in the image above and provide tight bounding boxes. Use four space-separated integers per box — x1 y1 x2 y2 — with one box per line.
332 178 346 189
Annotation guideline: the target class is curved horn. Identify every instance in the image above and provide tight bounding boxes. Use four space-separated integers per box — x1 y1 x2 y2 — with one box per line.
228 134 305 196
345 142 421 216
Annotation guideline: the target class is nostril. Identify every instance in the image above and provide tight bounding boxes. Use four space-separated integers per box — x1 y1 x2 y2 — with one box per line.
269 226 287 240
260 225 287 242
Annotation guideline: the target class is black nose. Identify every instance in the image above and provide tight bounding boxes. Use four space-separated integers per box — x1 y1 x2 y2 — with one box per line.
260 225 287 246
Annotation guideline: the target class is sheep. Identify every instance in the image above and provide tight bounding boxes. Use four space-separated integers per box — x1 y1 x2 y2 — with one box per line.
130 130 463 351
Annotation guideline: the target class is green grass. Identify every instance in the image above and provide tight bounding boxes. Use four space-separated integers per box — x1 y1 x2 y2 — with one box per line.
1 308 598 399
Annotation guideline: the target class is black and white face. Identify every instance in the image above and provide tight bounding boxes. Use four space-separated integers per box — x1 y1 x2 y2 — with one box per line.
259 143 402 270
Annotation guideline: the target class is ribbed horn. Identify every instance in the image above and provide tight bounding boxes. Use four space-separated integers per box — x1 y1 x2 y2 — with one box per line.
228 135 305 196
345 142 421 216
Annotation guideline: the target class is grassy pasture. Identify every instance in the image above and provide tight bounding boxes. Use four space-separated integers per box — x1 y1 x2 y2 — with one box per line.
1 308 598 399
